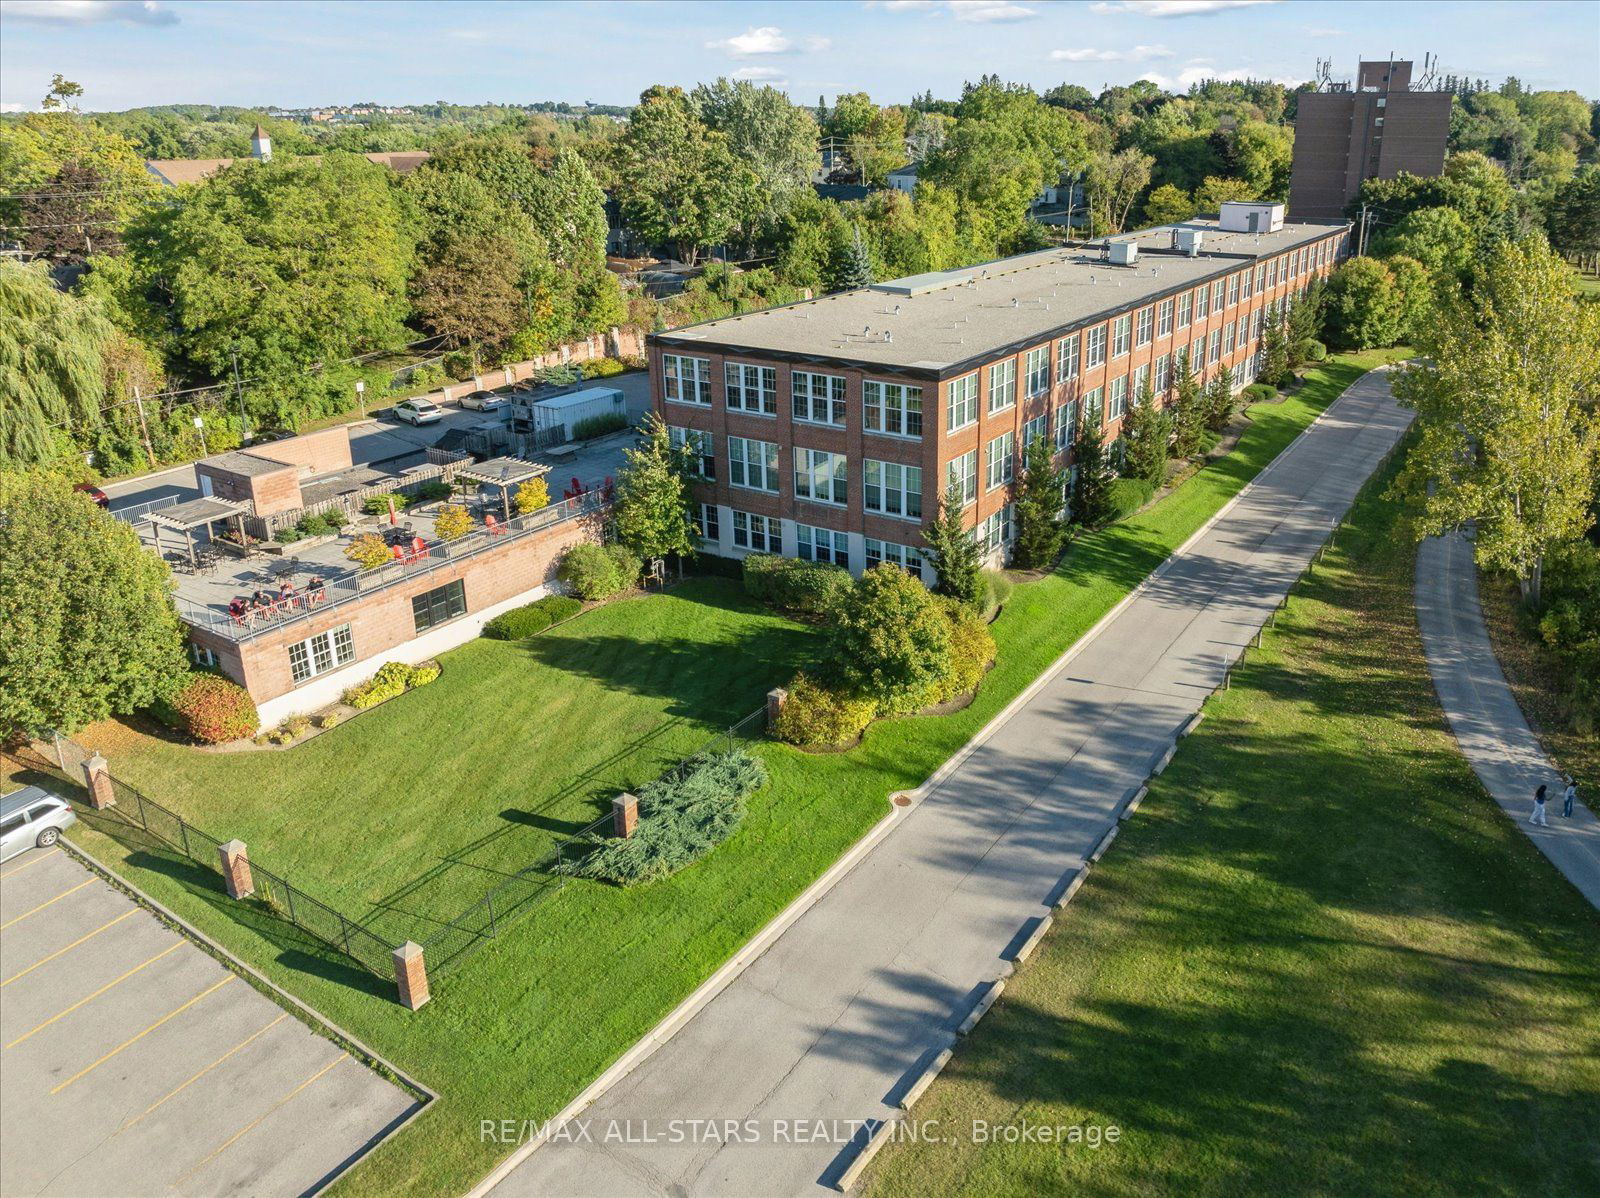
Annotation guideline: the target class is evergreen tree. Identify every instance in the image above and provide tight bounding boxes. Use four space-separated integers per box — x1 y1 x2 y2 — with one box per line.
829 224 875 292
1071 411 1116 527
1204 363 1236 431
611 413 699 563
1261 310 1291 386
1169 348 1205 458
1012 434 1066 569
1123 377 1171 488
923 480 984 608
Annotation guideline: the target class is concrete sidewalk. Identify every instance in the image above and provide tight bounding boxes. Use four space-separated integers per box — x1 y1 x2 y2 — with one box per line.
1415 530 1600 909
486 369 1416 1198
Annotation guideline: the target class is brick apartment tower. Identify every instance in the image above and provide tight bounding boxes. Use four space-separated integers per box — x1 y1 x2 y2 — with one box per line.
1288 59 1452 222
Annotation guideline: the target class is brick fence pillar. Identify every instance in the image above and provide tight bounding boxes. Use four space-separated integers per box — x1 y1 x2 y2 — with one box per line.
81 752 115 811
218 839 255 899
767 688 789 725
394 941 430 1011
612 793 639 839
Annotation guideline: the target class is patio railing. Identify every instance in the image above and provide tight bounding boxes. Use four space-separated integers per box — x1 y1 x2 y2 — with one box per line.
177 489 609 642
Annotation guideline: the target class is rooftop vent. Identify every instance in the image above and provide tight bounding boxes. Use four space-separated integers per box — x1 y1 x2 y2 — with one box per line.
1108 241 1139 267
1174 228 1204 257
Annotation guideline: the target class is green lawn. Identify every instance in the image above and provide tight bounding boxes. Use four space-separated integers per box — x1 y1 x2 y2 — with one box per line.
864 444 1600 1197
44 349 1410 1198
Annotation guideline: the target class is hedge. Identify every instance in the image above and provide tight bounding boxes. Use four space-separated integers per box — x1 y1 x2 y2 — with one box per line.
172 674 259 744
571 412 629 441
1241 383 1277 403
1110 476 1156 522
482 594 584 640
742 554 852 617
559 542 641 600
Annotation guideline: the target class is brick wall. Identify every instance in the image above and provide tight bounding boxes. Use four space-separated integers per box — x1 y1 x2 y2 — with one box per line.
250 426 354 477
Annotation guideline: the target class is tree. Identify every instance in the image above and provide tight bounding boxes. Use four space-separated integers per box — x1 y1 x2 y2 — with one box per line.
1168 348 1205 457
433 503 472 540
611 413 698 562
830 225 874 292
1071 412 1116 527
1204 363 1236 432
1194 175 1256 213
1374 206 1476 278
1123 378 1171 486
923 480 984 608
1323 257 1406 350
1545 168 1600 267
825 564 952 713
1394 240 1600 606
525 148 610 269
1260 309 1292 385
691 79 818 236
1012 434 1066 568
410 233 525 352
15 162 124 262
1086 147 1153 234
1142 183 1196 226
514 476 550 515
0 471 187 738
1386 254 1434 345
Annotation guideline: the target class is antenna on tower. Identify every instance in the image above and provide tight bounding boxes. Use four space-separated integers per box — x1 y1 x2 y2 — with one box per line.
1414 52 1441 91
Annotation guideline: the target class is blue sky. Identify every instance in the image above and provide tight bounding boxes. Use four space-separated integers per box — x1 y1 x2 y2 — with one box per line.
2 0 1596 114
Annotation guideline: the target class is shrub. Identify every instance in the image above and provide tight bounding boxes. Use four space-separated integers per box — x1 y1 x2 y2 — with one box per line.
1299 338 1328 362
322 508 348 530
362 492 410 515
344 533 392 570
1197 428 1222 454
773 674 878 747
572 412 629 441
980 570 1013 619
271 728 295 745
483 594 583 639
413 480 452 504
273 526 305 544
558 542 639 600
743 554 851 617
1241 383 1277 404
407 663 440 688
826 564 953 715
283 715 311 739
298 513 330 537
173 674 258 744
343 661 412 709
1109 477 1155 522
580 357 627 379
514 476 550 515
434 503 472 541
410 362 445 389
935 599 997 703
317 711 342 729
442 349 474 379
560 750 767 885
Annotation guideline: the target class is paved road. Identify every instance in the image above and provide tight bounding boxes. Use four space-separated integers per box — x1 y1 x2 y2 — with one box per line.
1415 530 1600 909
487 369 1416 1198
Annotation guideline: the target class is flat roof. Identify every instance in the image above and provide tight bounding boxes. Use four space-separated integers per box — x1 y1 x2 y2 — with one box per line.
147 497 247 531
655 216 1347 376
200 450 296 478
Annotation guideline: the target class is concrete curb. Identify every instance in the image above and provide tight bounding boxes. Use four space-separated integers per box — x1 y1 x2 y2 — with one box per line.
1120 786 1149 822
1089 826 1119 864
835 1116 903 1193
1047 866 1088 909
898 1045 955 1112
1181 711 1205 737
1151 741 1177 777
1011 915 1053 965
956 978 1006 1036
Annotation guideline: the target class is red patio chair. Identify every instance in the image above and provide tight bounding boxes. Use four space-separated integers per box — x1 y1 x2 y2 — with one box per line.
485 514 502 535
409 535 428 562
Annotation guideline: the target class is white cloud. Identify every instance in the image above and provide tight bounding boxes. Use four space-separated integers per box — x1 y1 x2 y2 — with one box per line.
1051 44 1174 62
732 67 789 84
1306 26 1346 37
947 0 1038 21
2 0 179 25
1142 63 1300 90
1089 1 1279 16
0 101 24 113
707 26 830 56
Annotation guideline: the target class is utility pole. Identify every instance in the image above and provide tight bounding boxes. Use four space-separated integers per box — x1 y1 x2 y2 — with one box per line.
230 345 249 446
133 385 155 467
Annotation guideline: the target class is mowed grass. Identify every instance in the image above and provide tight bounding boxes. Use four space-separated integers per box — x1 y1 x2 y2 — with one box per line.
38 350 1409 1198
863 445 1600 1198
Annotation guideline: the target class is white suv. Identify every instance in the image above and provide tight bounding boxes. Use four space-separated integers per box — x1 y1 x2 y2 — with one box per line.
393 399 444 426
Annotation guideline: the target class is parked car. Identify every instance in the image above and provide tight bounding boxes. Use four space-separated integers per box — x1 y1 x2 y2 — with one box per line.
460 390 508 412
244 428 296 448
73 482 109 508
1 787 77 864
392 399 444 426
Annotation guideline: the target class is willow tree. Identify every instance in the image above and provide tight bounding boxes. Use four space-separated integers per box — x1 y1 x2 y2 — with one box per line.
0 260 114 466
1394 239 1600 606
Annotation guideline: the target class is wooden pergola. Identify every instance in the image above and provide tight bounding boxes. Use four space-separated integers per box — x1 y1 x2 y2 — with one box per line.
455 456 551 522
147 497 248 568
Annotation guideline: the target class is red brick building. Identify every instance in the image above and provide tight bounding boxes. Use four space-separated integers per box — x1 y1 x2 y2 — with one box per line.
649 208 1350 579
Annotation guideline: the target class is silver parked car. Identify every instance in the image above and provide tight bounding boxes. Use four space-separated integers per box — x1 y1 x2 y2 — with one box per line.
1 787 77 864
460 389 507 412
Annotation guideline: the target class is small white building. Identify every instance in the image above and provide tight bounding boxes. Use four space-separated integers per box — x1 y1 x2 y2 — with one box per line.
887 163 919 193
519 386 626 442
1218 201 1285 234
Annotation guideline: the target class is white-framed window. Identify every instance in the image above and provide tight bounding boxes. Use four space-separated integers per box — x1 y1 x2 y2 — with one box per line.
863 380 923 439
1211 280 1225 310
728 436 779 493
1252 310 1264 339
724 362 776 415
1024 347 1050 399
189 642 219 668
1176 291 1192 328
1108 375 1128 422
1085 325 1107 368
947 373 978 431
979 504 1015 555
987 359 1017 413
1255 263 1266 292
1154 352 1172 393
1267 258 1278 287
1083 385 1105 428
1054 399 1077 450
1207 329 1221 364
668 426 715 479
731 509 780 553
1131 363 1150 399
864 459 922 520
1157 299 1174 338
288 624 355 685
792 370 847 426
986 430 1015 491
662 354 711 405
1223 321 1237 356
948 449 978 505
1191 336 1205 368
694 503 719 544
1135 307 1154 347
1240 269 1253 300
865 538 924 575
1111 314 1132 358
1022 413 1049 447
1227 274 1239 308
1056 334 1080 383
796 523 849 568
795 447 847 505
1195 285 1209 320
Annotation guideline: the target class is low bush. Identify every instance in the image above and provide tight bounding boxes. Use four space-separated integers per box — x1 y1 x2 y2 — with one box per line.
579 357 627 379
483 594 584 640
1109 477 1155 522
408 663 441 688
743 554 851 617
273 526 305 544
434 503 472 541
571 412 629 441
939 599 997 702
559 542 640 600
362 492 410 515
772 674 878 747
173 674 259 744
283 715 311 739
322 507 348 530
442 349 474 379
298 513 331 537
317 711 342 730
1241 383 1277 404
344 533 392 570
561 750 767 885
980 570 1013 619
412 481 453 504
1299 338 1328 362
341 660 437 710
409 362 445 390
1197 428 1223 454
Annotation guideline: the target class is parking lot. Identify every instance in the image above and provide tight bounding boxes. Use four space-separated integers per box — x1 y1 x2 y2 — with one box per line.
0 847 420 1196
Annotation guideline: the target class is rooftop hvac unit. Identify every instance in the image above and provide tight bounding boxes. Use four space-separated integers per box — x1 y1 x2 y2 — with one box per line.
1108 241 1139 266
1174 228 1204 257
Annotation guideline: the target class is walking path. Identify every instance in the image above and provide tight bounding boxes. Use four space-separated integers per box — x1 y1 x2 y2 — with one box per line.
484 369 1415 1198
1415 530 1600 909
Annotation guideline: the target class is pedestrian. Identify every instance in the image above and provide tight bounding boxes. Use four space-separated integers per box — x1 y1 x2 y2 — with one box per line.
1529 784 1549 827
1562 775 1577 819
